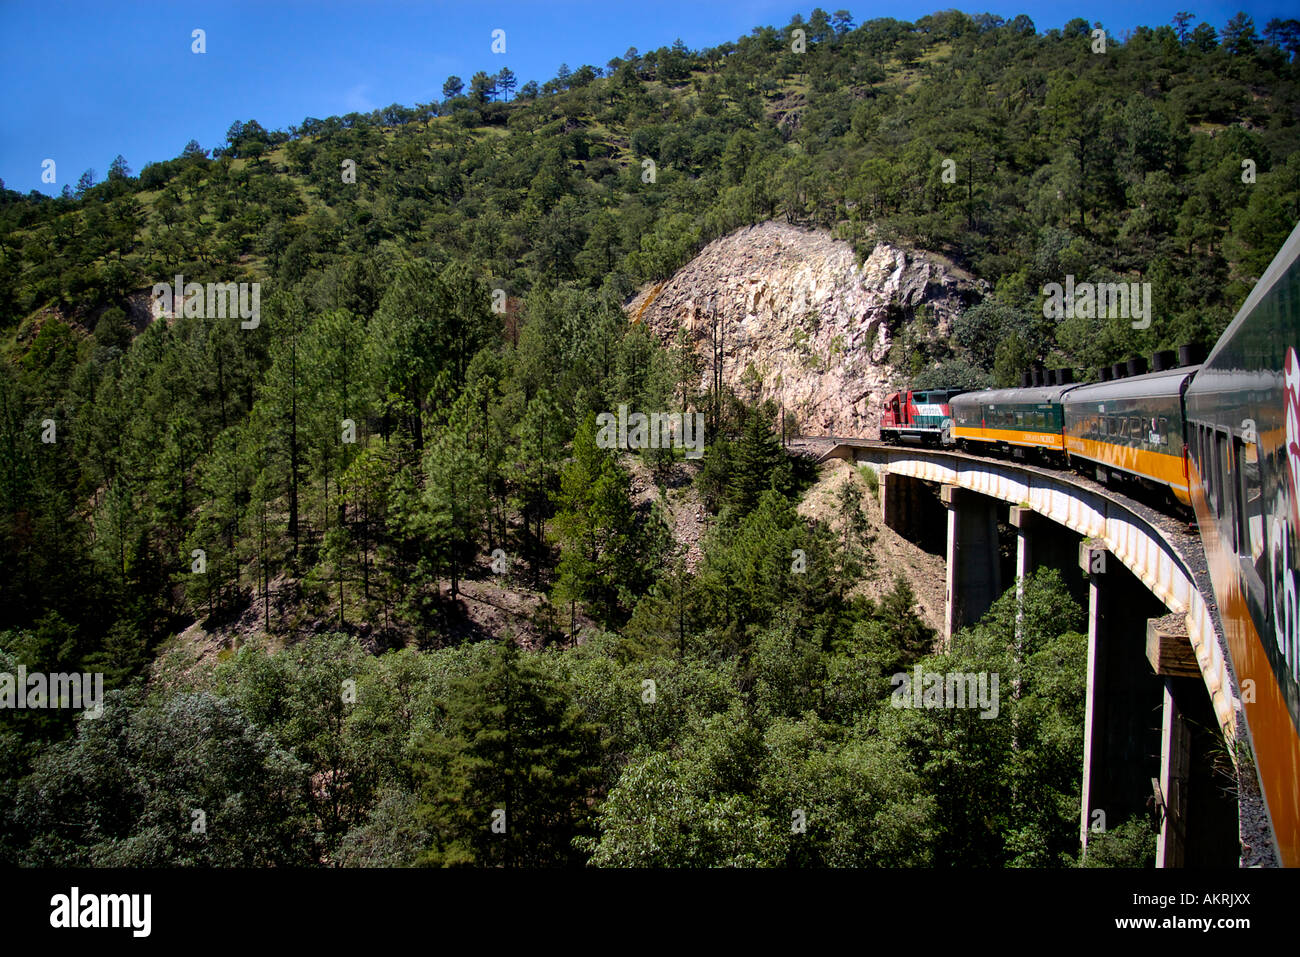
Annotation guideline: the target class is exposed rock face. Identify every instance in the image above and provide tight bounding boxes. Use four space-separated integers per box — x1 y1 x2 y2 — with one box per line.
626 221 985 437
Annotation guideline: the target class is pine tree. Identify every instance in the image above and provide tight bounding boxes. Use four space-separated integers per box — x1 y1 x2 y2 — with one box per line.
411 640 603 866
509 389 566 583
256 291 310 564
726 404 785 517
551 414 663 628
495 67 517 101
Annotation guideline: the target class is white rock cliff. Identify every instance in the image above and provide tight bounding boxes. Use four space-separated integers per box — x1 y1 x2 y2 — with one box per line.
626 221 985 437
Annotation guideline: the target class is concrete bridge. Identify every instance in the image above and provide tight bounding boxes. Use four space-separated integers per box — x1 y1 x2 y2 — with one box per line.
815 438 1274 868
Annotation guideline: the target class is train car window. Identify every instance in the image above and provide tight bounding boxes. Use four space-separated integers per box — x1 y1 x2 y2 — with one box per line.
1200 425 1218 515
1208 427 1218 513
1130 416 1143 442
1201 426 1211 512
1230 435 1246 554
1214 429 1229 520
1239 437 1265 565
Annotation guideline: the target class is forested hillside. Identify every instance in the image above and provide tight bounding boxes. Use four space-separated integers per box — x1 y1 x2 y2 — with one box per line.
0 8 1292 867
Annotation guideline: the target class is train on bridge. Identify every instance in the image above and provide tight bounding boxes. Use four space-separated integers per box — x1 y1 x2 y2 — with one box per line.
882 221 1300 866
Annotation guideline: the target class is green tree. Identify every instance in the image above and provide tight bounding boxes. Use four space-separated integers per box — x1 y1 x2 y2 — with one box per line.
13 690 314 866
469 71 497 105
411 641 604 866
496 67 517 101
552 414 663 628
726 402 788 517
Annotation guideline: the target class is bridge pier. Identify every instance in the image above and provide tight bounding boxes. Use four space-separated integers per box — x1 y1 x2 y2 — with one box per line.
940 485 1001 644
1147 618 1240 867
1078 542 1166 856
880 469 947 552
881 470 917 534
1009 505 1087 623
1009 506 1081 583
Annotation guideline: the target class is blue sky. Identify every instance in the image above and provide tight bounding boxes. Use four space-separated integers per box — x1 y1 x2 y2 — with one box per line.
1 0 1294 194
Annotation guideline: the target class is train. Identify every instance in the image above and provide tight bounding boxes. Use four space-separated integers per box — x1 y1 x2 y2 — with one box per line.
884 220 1300 866
880 388 966 446
1183 222 1300 867
948 353 1202 508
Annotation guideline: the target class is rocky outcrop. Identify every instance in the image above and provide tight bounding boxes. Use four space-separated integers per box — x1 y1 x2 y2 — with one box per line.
626 221 985 437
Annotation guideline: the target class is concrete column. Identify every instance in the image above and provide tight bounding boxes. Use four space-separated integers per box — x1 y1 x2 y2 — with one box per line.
1079 541 1107 851
1078 541 1165 856
882 473 948 556
881 468 902 531
941 485 1001 644
1010 506 1082 582
1010 506 1033 638
1010 505 1034 582
1010 506 1032 662
1155 680 1190 867
1145 615 1240 867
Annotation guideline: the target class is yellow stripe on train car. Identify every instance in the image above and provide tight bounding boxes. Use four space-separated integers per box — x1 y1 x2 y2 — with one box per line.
1065 435 1190 501
951 425 1064 451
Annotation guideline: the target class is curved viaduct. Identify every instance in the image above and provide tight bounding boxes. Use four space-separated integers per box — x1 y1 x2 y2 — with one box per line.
814 438 1275 868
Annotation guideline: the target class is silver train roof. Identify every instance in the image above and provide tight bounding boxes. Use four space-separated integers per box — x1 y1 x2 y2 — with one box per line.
1064 365 1201 402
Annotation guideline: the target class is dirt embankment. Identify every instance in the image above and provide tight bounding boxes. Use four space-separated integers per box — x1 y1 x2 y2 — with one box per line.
797 456 946 635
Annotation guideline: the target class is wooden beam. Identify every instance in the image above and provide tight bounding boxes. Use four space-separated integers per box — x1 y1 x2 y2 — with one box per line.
1146 614 1200 678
